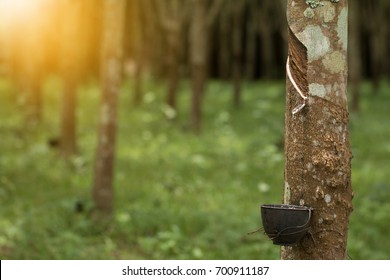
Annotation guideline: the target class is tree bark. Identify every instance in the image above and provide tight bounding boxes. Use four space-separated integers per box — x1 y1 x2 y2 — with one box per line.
218 5 231 80
131 0 144 106
231 1 245 108
145 0 165 79
155 0 183 111
349 0 361 112
60 0 81 157
26 66 42 126
92 0 126 215
22 14 43 126
189 0 224 132
281 0 353 260
258 1 275 79
366 1 387 91
60 74 77 156
189 0 208 133
245 0 257 80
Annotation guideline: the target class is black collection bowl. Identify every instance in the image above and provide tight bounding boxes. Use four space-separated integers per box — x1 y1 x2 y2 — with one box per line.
260 204 312 246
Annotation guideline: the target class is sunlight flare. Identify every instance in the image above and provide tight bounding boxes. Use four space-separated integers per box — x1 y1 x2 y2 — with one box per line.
0 0 43 23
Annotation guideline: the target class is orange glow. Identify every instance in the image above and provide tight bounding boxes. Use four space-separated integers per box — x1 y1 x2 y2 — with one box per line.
0 0 101 85
0 0 43 23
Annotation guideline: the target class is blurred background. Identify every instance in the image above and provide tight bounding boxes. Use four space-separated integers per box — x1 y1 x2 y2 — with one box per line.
0 0 389 259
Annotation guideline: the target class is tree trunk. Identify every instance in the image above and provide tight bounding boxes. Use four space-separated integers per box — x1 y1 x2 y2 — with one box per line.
258 1 274 79
60 0 81 157
131 0 144 106
139 0 155 73
26 68 42 126
367 1 387 92
218 6 231 80
371 27 386 92
231 1 244 108
146 0 165 79
92 0 126 215
166 28 180 110
133 63 143 106
189 0 207 133
245 0 257 80
281 0 353 260
23 18 43 126
189 0 224 132
60 74 77 156
349 0 361 112
156 0 183 111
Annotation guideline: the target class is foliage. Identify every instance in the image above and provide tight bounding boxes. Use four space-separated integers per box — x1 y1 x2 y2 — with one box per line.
0 78 389 259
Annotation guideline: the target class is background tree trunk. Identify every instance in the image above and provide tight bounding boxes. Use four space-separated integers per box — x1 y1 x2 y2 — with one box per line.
258 1 274 80
130 0 144 106
218 5 231 80
365 1 387 92
92 0 126 215
60 0 81 157
189 0 224 132
144 0 165 79
349 0 361 112
245 0 257 80
281 0 353 260
22 15 43 126
155 0 184 111
231 1 245 108
189 0 207 132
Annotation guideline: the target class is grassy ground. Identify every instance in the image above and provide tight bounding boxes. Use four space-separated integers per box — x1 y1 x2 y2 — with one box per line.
0 77 389 259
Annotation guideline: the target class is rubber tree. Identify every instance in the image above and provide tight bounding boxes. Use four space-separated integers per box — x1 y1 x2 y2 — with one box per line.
218 5 231 80
154 0 186 111
365 0 388 91
60 0 81 157
281 0 353 259
258 0 275 79
92 0 126 215
128 0 144 106
21 9 44 126
231 0 245 108
189 0 224 132
245 0 257 80
348 0 361 112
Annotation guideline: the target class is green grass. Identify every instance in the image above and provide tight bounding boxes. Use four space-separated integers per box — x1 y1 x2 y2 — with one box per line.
0 77 389 259
347 81 390 259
